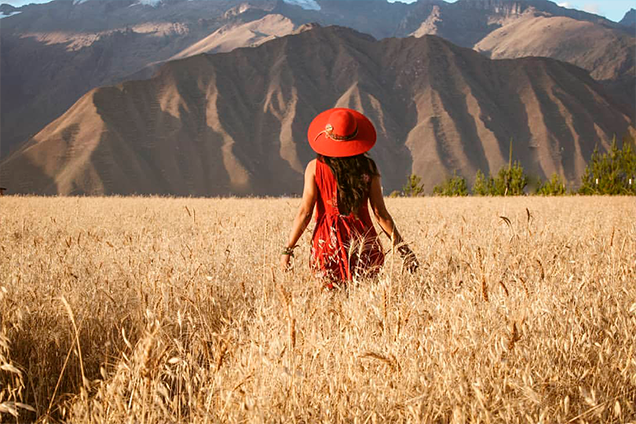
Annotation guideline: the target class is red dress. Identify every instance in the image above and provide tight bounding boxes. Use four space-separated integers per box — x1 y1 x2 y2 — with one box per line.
310 159 385 285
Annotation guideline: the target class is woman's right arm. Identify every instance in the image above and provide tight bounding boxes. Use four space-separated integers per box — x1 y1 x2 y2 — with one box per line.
368 175 418 272
280 160 318 271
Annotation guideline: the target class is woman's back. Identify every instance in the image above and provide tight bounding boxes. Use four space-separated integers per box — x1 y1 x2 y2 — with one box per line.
311 158 383 285
314 158 374 220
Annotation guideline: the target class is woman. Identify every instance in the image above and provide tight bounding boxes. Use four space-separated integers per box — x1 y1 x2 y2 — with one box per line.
280 108 418 287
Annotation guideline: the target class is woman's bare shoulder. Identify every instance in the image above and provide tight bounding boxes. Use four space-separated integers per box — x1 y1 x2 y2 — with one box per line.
306 159 317 174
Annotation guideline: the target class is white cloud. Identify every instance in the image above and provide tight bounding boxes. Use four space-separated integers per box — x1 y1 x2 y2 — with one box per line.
582 3 604 16
557 2 572 8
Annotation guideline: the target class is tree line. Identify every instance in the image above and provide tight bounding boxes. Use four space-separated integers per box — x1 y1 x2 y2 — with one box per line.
392 136 636 197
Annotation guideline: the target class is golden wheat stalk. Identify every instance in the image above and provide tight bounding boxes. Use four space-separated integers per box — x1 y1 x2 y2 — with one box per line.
60 297 88 389
277 285 296 350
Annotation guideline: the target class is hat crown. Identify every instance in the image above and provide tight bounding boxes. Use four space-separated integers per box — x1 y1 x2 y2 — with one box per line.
308 107 376 157
328 110 358 138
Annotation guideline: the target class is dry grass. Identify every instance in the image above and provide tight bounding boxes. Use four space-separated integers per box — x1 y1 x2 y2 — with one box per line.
1 196 635 423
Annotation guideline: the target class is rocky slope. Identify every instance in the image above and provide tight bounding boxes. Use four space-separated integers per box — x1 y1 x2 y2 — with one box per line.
474 14 633 80
0 0 287 157
2 0 635 160
1 26 633 195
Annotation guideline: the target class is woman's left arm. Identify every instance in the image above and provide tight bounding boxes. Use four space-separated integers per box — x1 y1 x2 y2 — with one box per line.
280 160 318 270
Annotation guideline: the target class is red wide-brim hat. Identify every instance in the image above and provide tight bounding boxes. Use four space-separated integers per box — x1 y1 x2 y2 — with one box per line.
307 108 376 157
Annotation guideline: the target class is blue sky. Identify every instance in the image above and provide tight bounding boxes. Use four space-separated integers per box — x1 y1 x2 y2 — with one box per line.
2 0 634 22
433 0 634 22
553 0 634 22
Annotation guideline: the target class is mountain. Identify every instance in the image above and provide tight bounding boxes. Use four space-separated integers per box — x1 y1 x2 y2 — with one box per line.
473 14 635 81
0 3 19 16
1 26 633 196
169 13 296 60
1 0 634 160
399 0 620 49
620 9 635 27
0 0 288 158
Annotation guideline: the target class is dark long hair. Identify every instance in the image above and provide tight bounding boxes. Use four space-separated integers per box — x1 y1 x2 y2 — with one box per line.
318 153 379 216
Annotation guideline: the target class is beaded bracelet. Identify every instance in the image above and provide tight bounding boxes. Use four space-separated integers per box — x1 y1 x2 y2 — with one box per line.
281 246 296 256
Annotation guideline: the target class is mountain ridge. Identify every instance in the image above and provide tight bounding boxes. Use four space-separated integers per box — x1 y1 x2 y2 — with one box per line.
620 8 635 27
1 26 633 195
1 0 634 160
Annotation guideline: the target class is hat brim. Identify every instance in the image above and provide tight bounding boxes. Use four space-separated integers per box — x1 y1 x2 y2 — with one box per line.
307 108 376 157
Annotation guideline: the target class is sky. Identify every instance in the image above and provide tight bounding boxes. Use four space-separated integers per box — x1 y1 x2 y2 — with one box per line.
2 0 634 22
434 0 634 22
554 1 634 22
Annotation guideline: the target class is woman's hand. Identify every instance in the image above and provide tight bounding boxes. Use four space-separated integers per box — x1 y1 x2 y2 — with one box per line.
398 245 419 273
403 251 419 273
280 253 292 271
369 174 415 273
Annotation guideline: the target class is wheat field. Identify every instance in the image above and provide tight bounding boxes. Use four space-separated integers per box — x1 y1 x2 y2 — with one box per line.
0 196 635 423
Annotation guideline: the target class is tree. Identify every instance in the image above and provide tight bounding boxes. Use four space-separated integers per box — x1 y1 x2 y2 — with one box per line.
433 172 468 196
579 136 636 195
473 139 528 196
536 173 567 196
495 139 528 195
472 169 492 196
401 174 425 197
621 135 636 194
493 161 528 195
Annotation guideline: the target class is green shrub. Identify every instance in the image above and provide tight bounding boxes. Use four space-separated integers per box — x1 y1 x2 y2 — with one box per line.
536 173 567 196
472 163 528 196
401 174 425 197
433 172 468 196
493 161 528 195
472 139 528 196
472 170 492 196
579 136 636 195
